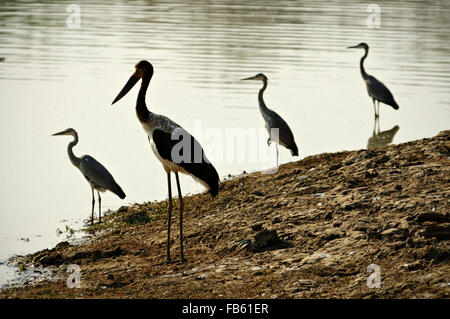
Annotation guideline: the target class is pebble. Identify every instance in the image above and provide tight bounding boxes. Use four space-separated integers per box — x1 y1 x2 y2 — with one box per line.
418 274 433 283
300 253 331 265
297 279 314 285
321 228 345 240
161 273 182 278
381 228 399 237
401 260 423 271
285 266 301 271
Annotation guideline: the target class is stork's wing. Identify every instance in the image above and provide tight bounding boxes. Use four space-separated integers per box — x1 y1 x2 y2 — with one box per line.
268 111 298 153
79 155 125 199
151 128 219 196
366 75 399 109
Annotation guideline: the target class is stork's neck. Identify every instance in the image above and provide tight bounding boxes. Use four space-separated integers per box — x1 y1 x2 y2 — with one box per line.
258 79 270 117
136 74 151 123
360 47 369 79
67 134 81 168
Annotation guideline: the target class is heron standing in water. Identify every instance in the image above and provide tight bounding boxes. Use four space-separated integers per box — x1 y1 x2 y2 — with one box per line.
52 128 126 225
242 73 298 168
347 42 399 118
111 60 219 263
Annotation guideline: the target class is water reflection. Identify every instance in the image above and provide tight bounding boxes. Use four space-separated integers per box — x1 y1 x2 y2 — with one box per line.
367 117 400 149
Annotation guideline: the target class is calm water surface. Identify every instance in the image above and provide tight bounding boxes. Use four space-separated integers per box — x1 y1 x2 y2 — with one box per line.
0 0 449 285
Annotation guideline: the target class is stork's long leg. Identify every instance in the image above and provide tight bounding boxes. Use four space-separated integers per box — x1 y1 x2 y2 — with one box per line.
175 172 185 262
166 172 173 263
91 187 95 226
97 190 102 224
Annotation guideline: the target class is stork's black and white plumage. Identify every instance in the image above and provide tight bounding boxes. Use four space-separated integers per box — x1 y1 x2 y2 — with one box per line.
242 73 298 167
52 128 126 225
347 43 399 118
111 60 219 263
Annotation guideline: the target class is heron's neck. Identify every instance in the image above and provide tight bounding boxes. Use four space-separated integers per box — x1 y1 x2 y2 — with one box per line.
136 74 151 123
67 134 81 168
360 48 369 79
258 79 270 116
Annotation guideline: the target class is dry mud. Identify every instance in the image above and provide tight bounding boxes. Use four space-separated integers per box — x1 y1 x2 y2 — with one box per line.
1 130 449 299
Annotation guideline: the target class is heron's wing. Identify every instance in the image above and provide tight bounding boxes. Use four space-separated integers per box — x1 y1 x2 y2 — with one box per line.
366 75 398 108
268 111 297 150
79 155 125 198
151 128 219 196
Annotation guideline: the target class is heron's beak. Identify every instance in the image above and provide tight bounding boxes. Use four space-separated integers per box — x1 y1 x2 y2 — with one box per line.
347 45 359 49
111 73 140 105
241 76 257 81
52 130 69 136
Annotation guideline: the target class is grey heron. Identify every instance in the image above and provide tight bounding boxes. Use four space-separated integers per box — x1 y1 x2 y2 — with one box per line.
242 73 299 167
111 60 219 263
347 43 399 118
52 128 126 225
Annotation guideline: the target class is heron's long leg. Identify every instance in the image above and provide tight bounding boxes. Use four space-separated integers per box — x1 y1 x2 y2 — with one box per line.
377 101 380 119
276 143 279 168
372 98 378 118
377 114 380 134
372 116 377 136
91 187 95 226
97 190 102 224
166 172 173 263
175 172 185 262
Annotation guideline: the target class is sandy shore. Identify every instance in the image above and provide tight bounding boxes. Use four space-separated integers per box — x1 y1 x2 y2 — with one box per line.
1 130 449 299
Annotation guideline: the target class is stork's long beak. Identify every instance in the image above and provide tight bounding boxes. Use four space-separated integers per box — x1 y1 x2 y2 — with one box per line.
241 76 257 81
111 73 140 105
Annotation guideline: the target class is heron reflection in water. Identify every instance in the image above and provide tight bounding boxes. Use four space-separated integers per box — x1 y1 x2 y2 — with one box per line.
367 117 400 149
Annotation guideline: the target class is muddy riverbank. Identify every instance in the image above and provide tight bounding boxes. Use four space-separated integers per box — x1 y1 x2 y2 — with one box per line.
1 130 449 298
